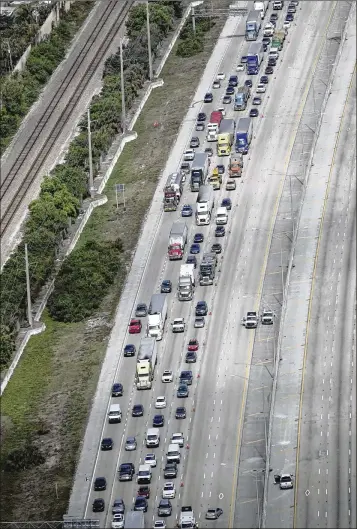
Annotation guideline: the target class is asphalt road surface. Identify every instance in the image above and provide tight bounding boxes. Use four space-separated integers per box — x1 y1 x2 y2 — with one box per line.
67 2 350 528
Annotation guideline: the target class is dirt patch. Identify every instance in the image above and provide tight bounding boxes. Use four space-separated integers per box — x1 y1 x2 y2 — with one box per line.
0 3 231 521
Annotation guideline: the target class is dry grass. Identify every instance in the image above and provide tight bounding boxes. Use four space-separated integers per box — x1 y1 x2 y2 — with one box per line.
0 8 229 522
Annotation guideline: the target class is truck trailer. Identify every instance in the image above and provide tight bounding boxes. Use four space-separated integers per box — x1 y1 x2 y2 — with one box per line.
235 117 253 154
136 337 157 389
247 41 264 74
196 184 214 225
254 0 268 19
124 511 145 529
190 152 210 191
199 252 217 286
147 294 168 340
245 9 261 40
163 172 184 212
217 118 235 156
168 220 188 260
178 264 195 301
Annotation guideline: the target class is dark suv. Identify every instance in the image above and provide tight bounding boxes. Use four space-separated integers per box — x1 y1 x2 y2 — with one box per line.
195 301 208 316
119 463 135 481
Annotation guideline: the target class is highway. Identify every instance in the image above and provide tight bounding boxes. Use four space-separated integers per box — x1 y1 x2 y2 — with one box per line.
66 2 349 528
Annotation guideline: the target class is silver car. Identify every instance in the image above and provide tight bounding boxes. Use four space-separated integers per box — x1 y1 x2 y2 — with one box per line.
206 508 223 520
125 436 137 451
194 317 205 328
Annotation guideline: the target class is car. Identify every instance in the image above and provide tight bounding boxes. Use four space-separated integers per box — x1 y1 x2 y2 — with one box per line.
283 20 291 29
286 12 294 21
212 79 221 89
185 351 197 363
153 414 165 427
268 57 277 66
177 384 189 398
194 316 205 328
180 370 193 385
111 513 124 529
291 0 299 4
217 106 226 116
92 498 105 512
215 226 226 237
112 498 125 515
256 83 266 93
158 499 172 517
154 521 166 529
228 75 238 87
221 197 232 210
205 508 223 520
260 75 269 84
190 243 200 254
223 95 232 104
145 453 157 467
186 255 197 268
245 79 252 88
94 477 107 491
119 463 135 481
183 149 195 161
204 92 213 103
263 36 271 45
134 496 148 512
263 42 268 52
194 233 204 243
226 179 236 190
180 161 191 175
217 72 225 80
240 54 248 64
163 462 177 478
162 370 173 383
170 432 184 447
226 86 235 95
253 96 262 105
265 66 274 75
211 243 222 254
288 4 296 13
161 279 172 293
181 204 193 217
190 136 200 148
132 404 144 417
236 63 245 71
162 482 176 499
124 344 136 357
137 486 150 499
175 407 187 419
270 12 278 22
205 147 213 157
135 303 147 317
195 121 205 131
195 301 208 316
155 396 167 409
125 436 137 451
188 338 199 351
112 383 123 397
128 319 141 334
269 18 276 28
250 108 259 118
216 164 225 174
101 437 113 450
197 112 206 121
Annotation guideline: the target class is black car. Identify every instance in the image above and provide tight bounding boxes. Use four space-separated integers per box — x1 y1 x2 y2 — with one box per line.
226 86 235 96
215 226 225 237
101 437 113 451
135 303 148 317
185 351 197 363
134 496 148 512
92 498 105 512
180 370 193 385
221 198 231 210
245 79 252 88
268 57 277 66
260 75 269 84
194 232 204 243
270 12 278 22
186 255 197 268
161 279 172 293
158 499 172 516
124 344 136 357
132 404 144 417
216 164 225 174
262 36 271 45
204 92 213 103
112 383 123 397
197 112 206 122
223 95 232 104
286 12 294 21
196 300 208 316
112 498 125 515
119 463 135 481
94 477 107 491
228 75 238 87
265 66 274 75
263 43 268 52
211 243 222 254
153 414 165 427
164 462 178 478
175 406 187 419
190 136 200 148
205 147 213 157
250 108 259 117
196 121 205 131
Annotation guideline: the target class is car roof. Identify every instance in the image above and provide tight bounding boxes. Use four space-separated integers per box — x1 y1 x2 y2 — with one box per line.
127 436 135 441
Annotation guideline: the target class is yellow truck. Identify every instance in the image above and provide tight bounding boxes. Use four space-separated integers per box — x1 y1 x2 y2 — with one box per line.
208 168 222 190
217 118 235 156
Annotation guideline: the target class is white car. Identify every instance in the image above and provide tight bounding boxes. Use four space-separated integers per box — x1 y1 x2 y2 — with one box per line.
171 317 185 332
112 514 124 529
162 370 173 383
217 106 226 117
162 482 176 499
283 20 291 30
153 521 166 529
145 453 157 467
212 79 221 89
236 63 245 72
183 149 195 161
264 23 275 36
155 396 167 409
256 84 266 93
170 432 184 447
217 72 225 80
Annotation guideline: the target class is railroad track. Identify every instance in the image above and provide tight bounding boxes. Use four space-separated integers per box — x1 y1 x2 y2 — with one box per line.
0 0 133 238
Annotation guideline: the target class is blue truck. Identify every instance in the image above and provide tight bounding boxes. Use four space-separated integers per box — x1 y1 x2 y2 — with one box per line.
235 117 253 154
245 9 261 41
246 41 264 75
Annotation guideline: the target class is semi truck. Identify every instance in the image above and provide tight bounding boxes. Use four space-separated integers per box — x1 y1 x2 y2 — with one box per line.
245 9 261 40
217 118 235 156
247 41 264 74
254 0 268 19
178 263 195 301
168 220 188 260
147 294 168 340
136 337 157 389
208 168 222 190
235 117 253 154
229 154 243 177
190 152 210 191
199 252 217 286
207 110 223 141
216 206 228 225
234 85 250 110
196 184 214 225
124 511 145 529
163 172 184 212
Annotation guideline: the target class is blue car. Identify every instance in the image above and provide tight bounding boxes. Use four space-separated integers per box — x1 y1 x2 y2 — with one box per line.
153 414 164 427
112 383 123 397
181 204 193 217
186 255 197 268
216 164 225 175
226 86 235 96
194 233 204 243
221 198 232 210
204 92 213 103
228 75 238 87
190 243 200 254
286 12 294 21
124 344 136 357
245 79 252 88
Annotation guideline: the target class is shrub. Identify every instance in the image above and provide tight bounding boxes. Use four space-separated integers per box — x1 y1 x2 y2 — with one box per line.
176 17 216 58
4 442 45 472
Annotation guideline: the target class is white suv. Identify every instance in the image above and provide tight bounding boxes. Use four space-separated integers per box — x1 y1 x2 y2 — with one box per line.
162 482 176 499
161 370 173 383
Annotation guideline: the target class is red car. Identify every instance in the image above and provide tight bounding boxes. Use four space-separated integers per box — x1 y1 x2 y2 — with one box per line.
187 339 199 351
129 319 142 334
137 486 150 498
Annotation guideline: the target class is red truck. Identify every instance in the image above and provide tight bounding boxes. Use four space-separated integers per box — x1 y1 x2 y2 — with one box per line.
168 221 188 260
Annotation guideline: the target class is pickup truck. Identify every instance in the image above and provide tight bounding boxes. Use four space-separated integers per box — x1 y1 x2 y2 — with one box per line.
171 318 185 333
242 311 258 328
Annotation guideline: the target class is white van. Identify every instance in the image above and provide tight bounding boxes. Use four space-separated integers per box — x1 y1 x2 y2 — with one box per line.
216 207 228 225
108 404 122 423
146 428 160 448
166 444 181 463
137 464 152 484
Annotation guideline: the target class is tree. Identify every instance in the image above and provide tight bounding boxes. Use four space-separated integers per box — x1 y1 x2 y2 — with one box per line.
27 195 69 235
125 4 146 36
52 164 88 199
0 326 15 367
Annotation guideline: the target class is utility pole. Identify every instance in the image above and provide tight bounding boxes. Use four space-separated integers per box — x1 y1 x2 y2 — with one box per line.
87 108 95 199
289 174 294 238
7 40 13 73
146 0 153 80
192 5 196 35
119 39 126 134
25 244 33 327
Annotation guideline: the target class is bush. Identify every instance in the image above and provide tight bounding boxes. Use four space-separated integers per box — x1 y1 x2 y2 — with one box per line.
177 37 204 57
0 326 15 367
4 441 45 472
176 17 215 58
